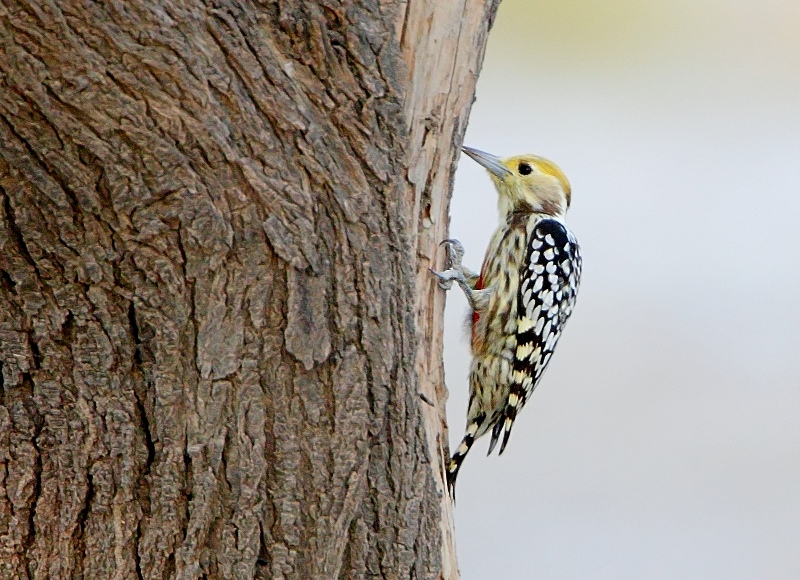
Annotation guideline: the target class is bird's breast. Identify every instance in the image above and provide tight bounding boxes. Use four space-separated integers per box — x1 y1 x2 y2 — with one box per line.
470 220 532 355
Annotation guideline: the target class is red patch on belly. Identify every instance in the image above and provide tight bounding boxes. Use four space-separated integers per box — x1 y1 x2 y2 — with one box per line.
471 272 485 346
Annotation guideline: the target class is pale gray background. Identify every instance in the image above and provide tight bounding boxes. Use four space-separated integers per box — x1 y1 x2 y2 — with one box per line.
444 1 800 578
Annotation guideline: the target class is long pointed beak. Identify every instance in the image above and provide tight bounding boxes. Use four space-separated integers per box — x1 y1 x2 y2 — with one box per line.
462 146 512 179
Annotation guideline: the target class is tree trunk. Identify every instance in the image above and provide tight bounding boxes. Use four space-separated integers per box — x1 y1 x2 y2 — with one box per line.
0 1 498 578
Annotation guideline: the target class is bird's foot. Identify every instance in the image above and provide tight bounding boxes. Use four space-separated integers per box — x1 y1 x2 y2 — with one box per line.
440 239 465 270
429 266 466 290
431 239 467 290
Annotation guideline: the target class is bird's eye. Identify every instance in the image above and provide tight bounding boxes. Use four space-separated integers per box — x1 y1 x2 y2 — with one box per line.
518 162 533 175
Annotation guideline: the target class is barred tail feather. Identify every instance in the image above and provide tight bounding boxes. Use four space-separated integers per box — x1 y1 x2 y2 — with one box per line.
487 420 503 456
446 419 481 499
496 379 527 455
498 409 517 455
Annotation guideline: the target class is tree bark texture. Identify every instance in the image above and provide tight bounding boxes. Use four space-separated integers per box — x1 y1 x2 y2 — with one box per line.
0 1 498 578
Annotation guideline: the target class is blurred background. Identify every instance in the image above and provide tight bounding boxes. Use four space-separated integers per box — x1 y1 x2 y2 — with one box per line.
445 0 800 577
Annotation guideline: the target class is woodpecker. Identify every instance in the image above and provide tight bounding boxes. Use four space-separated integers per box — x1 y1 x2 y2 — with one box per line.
432 146 582 496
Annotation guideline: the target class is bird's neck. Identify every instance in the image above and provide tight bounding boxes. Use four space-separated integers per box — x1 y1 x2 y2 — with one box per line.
502 199 565 223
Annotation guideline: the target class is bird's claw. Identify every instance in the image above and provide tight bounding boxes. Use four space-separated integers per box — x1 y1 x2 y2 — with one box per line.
432 239 468 290
430 267 463 291
439 239 465 270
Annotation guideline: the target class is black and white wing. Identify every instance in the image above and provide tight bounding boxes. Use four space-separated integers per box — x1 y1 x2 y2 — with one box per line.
490 218 582 455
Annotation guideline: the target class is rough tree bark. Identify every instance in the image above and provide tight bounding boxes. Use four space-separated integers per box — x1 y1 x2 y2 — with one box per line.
0 1 499 578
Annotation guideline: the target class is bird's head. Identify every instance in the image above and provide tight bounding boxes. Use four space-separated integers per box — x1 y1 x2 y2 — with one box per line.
462 146 571 219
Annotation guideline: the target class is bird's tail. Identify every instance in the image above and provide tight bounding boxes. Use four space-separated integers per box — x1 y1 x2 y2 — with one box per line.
446 419 481 499
487 385 525 456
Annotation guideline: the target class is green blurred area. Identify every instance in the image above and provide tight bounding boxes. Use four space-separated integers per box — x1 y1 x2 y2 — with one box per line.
492 0 800 78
